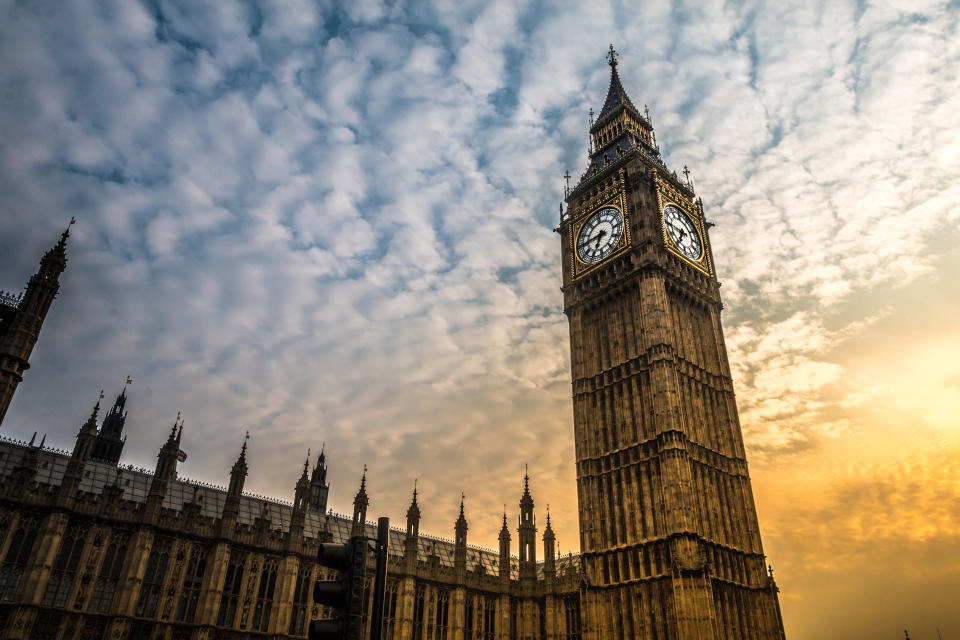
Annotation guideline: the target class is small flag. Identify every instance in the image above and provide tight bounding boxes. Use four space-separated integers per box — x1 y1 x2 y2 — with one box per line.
177 449 188 462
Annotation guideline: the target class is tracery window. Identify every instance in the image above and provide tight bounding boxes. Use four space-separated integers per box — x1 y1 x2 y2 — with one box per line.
563 594 582 640
176 548 208 622
90 533 129 613
0 517 38 601
383 580 400 640
43 525 87 607
288 564 312 636
465 594 474 640
481 597 496 640
217 551 246 628
135 539 171 618
251 558 278 632
431 589 450 640
412 585 426 640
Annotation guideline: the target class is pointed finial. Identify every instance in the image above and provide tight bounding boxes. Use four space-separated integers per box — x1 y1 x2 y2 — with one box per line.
88 391 103 423
459 491 465 515
319 441 325 462
242 430 249 454
588 107 594 128
413 477 418 498
39 434 46 448
546 504 551 525
125 375 132 386
303 449 311 474
59 217 75 244
361 464 367 490
29 432 36 446
607 44 618 67
644 104 650 119
524 463 530 491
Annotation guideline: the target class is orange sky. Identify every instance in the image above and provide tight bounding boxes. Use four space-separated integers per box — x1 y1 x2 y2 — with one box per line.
0 2 958 638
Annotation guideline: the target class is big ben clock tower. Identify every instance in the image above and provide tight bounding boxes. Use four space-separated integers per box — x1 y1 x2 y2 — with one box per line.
558 47 786 639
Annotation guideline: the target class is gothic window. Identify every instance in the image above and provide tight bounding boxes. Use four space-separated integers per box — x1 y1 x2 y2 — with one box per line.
43 525 87 608
0 517 37 601
465 594 474 640
217 551 246 628
251 558 278 632
176 548 208 622
135 539 171 618
383 580 399 640
563 595 582 640
412 584 426 640
482 597 496 640
431 589 450 640
288 564 312 636
89 533 129 613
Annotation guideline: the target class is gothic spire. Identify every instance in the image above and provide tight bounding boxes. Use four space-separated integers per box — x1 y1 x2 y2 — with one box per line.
596 44 640 124
455 492 467 532
520 464 534 508
41 217 74 272
351 465 369 536
406 479 421 520
82 390 103 434
228 431 249 497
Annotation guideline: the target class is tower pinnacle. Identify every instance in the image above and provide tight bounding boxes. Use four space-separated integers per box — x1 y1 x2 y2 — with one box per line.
0 224 73 426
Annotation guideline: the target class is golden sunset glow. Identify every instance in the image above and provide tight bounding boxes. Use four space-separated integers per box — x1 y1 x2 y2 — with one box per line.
0 1 958 638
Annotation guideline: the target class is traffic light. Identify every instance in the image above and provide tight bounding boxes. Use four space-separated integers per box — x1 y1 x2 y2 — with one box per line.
309 536 368 640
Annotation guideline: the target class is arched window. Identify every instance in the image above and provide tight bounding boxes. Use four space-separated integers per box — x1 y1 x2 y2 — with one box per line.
135 539 171 618
176 548 208 622
43 525 87 607
383 580 400 640
217 551 246 628
251 559 278 632
288 564 312 636
89 533 129 613
432 589 450 640
412 585 426 640
0 517 38 601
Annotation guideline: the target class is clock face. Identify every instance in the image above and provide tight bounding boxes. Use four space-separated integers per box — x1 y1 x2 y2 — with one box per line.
576 207 624 264
663 204 702 261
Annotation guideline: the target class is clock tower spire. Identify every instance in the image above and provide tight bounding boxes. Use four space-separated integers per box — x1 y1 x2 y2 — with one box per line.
557 48 785 640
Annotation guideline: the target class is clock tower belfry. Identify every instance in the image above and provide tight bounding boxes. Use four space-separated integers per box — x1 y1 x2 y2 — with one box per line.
558 48 786 640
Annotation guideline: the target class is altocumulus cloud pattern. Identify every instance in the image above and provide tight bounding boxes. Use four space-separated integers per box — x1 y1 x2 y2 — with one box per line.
1 3 959 638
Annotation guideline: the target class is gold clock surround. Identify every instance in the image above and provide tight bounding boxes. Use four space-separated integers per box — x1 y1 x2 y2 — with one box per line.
654 173 714 276
569 170 631 280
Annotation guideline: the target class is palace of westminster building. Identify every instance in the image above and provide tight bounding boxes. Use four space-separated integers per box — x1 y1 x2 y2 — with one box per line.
0 51 786 640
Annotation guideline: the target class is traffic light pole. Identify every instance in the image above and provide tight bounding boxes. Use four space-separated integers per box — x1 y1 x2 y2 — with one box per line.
368 517 389 640
310 517 391 640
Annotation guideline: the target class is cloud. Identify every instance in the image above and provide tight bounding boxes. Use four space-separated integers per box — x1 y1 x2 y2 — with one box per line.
1 3 959 638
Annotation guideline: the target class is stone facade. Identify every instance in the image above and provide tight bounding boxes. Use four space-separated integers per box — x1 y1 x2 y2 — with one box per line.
0 420 583 640
556 49 785 639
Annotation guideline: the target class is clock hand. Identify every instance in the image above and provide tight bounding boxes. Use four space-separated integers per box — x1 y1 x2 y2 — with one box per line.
592 229 608 248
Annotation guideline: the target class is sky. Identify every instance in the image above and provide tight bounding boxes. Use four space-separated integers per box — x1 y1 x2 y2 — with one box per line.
0 1 958 637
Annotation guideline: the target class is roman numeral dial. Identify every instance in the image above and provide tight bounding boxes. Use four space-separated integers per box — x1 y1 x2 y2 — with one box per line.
576 206 623 264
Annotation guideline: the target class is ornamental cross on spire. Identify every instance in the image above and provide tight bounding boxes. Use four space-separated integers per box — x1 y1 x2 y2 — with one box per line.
607 44 618 67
